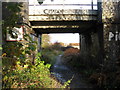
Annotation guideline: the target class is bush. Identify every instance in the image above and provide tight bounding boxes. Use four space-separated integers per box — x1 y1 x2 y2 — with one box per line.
63 48 79 57
62 48 80 67
41 45 63 65
2 53 52 88
2 53 71 88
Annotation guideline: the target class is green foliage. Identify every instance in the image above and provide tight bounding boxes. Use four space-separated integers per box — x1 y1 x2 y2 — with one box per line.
2 2 71 88
2 33 38 88
3 53 50 88
42 34 51 48
51 42 63 50
41 42 63 65
2 2 24 67
23 34 37 55
2 42 23 72
3 42 23 58
2 53 71 88
0 20 4 25
0 45 2 50
2 2 23 39
2 34 37 69
61 76 73 88
42 47 63 65
2 35 70 88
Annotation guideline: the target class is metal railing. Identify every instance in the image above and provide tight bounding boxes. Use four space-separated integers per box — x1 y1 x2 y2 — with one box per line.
29 0 98 10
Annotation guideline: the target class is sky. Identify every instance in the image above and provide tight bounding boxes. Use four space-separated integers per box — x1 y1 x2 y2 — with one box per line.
48 33 79 44
29 0 96 43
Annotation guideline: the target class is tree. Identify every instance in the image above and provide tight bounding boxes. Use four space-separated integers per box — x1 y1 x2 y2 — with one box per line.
51 42 63 50
42 34 51 48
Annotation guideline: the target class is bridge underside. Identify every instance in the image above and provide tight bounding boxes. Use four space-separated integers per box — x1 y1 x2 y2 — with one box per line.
30 20 97 34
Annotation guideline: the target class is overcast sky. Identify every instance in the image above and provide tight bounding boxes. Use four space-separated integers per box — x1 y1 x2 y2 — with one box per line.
48 33 79 44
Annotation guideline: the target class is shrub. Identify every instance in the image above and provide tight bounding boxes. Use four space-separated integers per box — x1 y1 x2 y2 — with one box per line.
62 48 80 67
63 48 79 57
2 53 53 88
2 53 71 88
41 45 63 65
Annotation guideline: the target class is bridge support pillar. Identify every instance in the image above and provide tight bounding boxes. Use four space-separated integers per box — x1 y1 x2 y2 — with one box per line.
102 1 120 66
97 23 104 65
80 32 93 68
37 34 42 52
80 25 105 69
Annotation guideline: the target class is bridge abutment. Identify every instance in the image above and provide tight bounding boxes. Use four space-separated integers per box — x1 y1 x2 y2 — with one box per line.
102 1 120 68
79 26 104 69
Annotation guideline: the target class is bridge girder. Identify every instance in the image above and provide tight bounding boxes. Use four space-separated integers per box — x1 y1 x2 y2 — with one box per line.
30 20 97 34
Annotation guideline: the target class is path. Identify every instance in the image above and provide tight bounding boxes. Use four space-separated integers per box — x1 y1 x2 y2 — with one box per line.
51 55 93 88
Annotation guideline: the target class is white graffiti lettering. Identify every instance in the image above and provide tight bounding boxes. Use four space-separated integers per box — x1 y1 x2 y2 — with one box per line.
44 9 64 14
109 31 120 41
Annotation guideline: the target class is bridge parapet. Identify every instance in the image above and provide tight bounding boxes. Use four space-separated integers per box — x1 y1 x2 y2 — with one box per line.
29 2 98 33
29 9 97 21
29 3 98 21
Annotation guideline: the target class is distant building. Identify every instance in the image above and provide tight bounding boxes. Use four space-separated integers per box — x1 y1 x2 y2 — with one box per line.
60 42 69 47
69 43 80 49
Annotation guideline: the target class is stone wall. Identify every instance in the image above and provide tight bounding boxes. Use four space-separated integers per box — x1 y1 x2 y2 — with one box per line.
21 2 39 64
2 2 39 64
102 1 120 62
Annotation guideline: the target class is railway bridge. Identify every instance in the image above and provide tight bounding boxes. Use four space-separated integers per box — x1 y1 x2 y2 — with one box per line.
29 0 120 66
